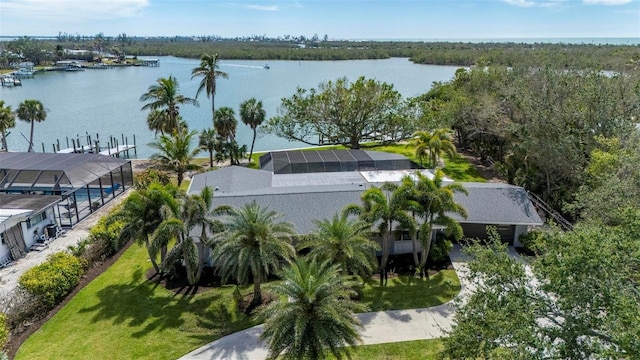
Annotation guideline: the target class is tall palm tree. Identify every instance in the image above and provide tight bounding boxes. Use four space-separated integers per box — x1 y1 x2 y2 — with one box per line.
259 258 365 360
140 76 198 133
412 170 467 278
211 200 296 309
214 106 238 164
16 99 47 152
110 183 180 273
191 53 229 127
239 98 266 162
148 128 202 187
198 128 217 168
146 109 187 135
0 100 16 151
345 183 414 286
297 212 379 278
411 128 457 168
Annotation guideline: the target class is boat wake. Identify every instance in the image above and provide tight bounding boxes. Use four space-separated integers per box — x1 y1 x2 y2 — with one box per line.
221 63 265 69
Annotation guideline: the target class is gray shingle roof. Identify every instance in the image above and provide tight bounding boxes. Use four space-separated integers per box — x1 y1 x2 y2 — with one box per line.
190 167 542 235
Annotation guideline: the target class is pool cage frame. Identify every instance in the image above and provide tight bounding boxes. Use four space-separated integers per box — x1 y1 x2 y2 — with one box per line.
0 153 133 227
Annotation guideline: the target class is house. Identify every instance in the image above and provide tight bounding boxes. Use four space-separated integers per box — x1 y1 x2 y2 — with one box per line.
187 150 543 254
0 153 134 261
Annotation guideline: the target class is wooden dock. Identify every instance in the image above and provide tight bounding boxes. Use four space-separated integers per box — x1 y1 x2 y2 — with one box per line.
44 133 137 158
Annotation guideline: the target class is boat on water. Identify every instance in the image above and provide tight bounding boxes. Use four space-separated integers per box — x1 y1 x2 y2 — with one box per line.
65 63 84 71
14 68 34 78
264 64 270 69
1 75 21 87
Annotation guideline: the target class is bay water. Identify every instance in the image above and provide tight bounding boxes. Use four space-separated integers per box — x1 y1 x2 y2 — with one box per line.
0 57 460 158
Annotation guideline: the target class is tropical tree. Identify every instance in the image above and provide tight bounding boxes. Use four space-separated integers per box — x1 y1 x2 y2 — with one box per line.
297 212 379 278
198 128 217 168
214 106 239 164
211 200 296 309
110 183 180 273
148 128 202 186
191 53 229 127
0 100 16 151
260 258 365 360
345 183 414 286
409 170 467 278
146 109 186 135
239 98 266 162
265 76 403 149
411 128 457 168
140 75 198 132
16 99 47 152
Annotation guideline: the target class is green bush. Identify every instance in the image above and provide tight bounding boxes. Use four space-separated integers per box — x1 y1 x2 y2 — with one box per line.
0 313 8 350
84 217 126 262
19 252 87 308
518 229 546 255
429 233 453 263
134 169 170 190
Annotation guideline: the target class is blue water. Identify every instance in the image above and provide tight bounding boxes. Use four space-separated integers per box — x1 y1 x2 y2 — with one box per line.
1 57 460 158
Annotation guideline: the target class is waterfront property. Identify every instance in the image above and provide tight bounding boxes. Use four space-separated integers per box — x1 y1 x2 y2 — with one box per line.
188 150 543 256
0 153 133 237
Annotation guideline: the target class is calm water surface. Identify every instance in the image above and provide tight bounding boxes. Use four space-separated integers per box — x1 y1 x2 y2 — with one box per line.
0 57 460 158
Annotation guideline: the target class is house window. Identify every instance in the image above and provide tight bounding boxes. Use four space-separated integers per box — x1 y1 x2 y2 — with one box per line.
26 211 46 228
0 232 5 245
396 231 412 241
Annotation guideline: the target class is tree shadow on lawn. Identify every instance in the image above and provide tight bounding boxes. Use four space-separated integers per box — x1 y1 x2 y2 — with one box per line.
79 267 224 339
364 271 460 312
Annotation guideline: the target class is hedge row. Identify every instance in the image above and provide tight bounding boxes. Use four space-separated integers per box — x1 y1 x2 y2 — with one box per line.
18 253 87 308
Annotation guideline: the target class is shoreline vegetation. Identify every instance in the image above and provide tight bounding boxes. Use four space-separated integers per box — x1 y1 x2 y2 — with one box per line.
2 37 639 71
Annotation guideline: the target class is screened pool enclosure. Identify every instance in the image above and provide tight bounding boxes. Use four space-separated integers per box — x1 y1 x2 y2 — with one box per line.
0 153 133 227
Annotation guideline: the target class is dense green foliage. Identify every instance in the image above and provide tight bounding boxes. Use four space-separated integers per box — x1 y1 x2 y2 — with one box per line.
15 99 47 153
6 36 638 70
18 253 86 308
260 258 366 360
148 128 203 186
0 101 16 152
419 65 640 216
265 77 412 148
133 168 171 189
0 313 8 350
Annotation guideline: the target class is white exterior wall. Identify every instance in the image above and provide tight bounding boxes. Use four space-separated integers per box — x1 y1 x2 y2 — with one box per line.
22 207 56 249
0 232 10 261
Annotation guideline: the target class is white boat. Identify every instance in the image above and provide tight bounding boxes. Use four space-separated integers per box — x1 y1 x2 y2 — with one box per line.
1 75 16 87
264 64 270 69
65 62 84 71
14 68 34 78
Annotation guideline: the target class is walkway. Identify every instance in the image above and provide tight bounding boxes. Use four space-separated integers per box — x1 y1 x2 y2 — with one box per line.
180 245 476 360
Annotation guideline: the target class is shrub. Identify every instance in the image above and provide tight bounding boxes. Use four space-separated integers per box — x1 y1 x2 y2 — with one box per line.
429 233 453 263
18 252 87 308
518 229 546 255
0 313 8 350
0 351 8 360
84 217 126 263
134 169 170 189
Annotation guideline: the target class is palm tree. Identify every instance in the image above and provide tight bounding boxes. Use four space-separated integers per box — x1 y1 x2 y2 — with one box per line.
239 98 266 162
16 99 47 152
211 200 296 309
214 106 238 164
0 101 16 151
146 109 186 136
412 170 467 278
411 128 457 168
198 128 217 168
259 258 365 360
140 76 198 133
191 53 229 127
110 183 180 273
345 183 414 286
148 128 202 187
297 212 379 278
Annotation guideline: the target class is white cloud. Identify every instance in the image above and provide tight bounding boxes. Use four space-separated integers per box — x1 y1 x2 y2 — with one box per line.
245 4 278 11
0 0 149 20
501 0 537 7
583 0 632 4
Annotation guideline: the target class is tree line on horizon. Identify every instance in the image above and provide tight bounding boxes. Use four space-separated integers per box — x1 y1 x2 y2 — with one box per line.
2 35 639 70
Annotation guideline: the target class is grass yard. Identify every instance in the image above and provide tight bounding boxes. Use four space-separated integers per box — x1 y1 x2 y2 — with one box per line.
332 339 444 360
15 243 258 360
361 270 461 311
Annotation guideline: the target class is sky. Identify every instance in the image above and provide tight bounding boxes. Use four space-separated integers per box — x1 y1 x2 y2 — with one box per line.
0 0 639 40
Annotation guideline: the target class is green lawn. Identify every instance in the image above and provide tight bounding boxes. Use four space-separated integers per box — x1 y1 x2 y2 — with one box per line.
361 270 461 311
332 339 444 360
15 244 257 360
16 239 460 359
